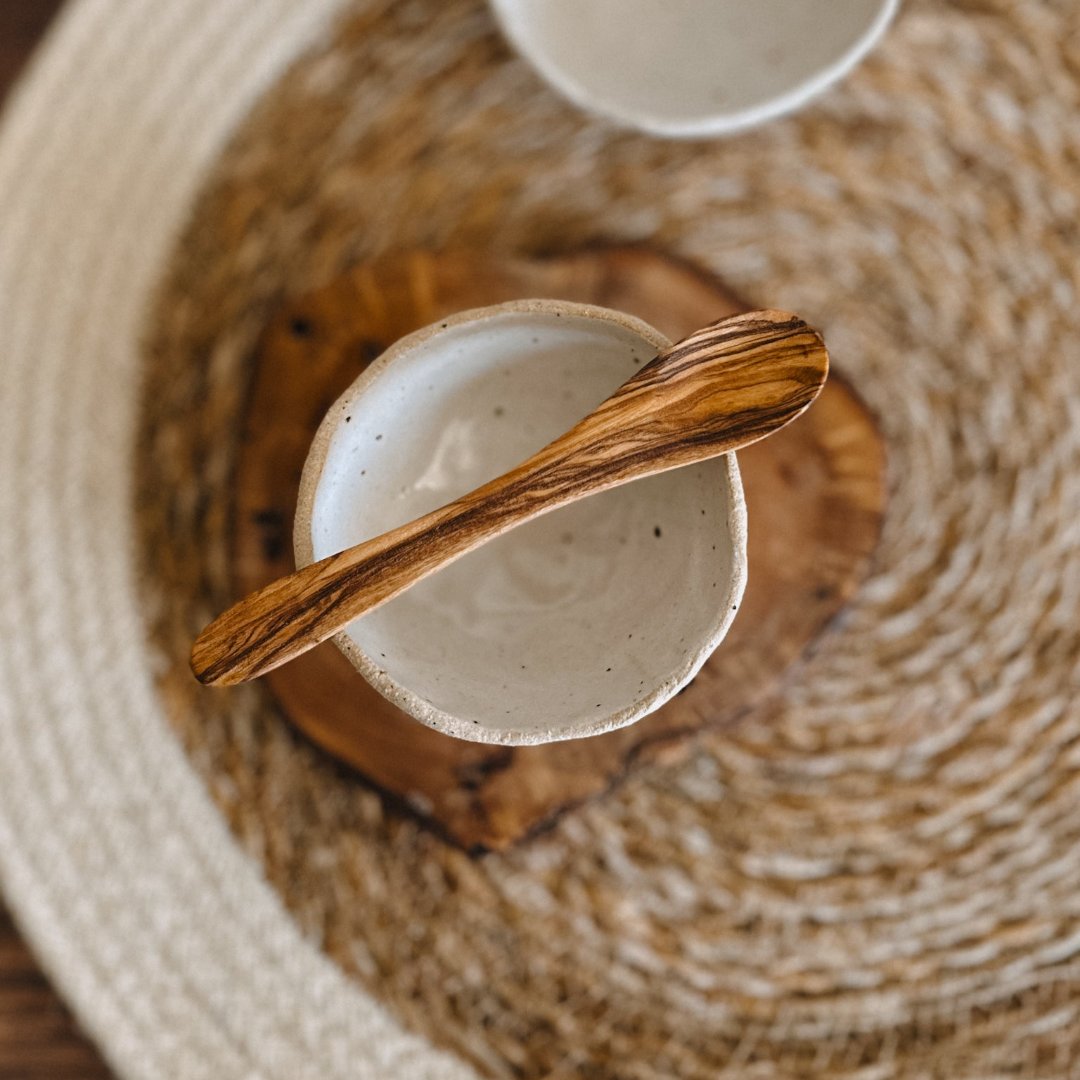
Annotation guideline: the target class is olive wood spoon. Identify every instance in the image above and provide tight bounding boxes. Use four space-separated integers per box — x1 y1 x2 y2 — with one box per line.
192 309 828 687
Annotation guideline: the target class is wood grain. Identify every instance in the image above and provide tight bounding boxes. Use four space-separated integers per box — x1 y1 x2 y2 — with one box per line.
233 248 886 850
0 908 111 1080
194 310 827 686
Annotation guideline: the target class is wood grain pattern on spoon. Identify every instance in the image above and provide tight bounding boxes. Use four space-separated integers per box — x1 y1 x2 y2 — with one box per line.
191 309 828 687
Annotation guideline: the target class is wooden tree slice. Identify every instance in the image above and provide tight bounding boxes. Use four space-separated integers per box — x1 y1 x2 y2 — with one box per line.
233 248 885 850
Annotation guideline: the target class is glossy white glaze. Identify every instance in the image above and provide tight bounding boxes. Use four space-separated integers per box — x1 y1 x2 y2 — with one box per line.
490 0 898 137
297 301 747 744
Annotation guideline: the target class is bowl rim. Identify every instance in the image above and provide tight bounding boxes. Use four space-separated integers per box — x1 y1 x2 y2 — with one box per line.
488 0 900 138
294 298 748 745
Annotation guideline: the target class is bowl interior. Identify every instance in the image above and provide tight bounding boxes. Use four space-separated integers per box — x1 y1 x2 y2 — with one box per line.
494 0 894 134
303 306 743 743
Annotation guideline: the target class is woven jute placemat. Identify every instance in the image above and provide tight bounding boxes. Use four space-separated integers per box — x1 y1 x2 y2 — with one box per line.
136 0 1080 1075
3 0 1080 1077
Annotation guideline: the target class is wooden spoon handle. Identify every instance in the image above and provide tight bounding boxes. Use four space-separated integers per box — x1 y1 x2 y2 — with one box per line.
191 417 632 687
191 473 544 686
191 309 827 687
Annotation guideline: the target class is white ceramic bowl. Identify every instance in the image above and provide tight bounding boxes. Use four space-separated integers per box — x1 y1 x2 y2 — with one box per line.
490 0 899 138
295 300 747 745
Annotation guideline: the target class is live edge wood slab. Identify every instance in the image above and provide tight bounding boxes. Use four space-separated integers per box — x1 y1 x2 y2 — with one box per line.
233 248 885 851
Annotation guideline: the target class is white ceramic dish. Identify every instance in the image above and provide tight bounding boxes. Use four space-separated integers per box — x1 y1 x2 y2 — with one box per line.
295 300 747 745
490 0 899 138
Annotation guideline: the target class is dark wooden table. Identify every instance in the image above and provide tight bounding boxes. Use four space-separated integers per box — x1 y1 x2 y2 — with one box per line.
1 5 116 1077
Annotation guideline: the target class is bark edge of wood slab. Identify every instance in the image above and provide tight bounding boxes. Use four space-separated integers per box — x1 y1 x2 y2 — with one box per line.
224 247 885 851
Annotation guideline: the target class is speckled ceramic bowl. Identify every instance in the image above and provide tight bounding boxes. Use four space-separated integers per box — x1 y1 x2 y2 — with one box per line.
295 300 747 745
490 0 899 138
